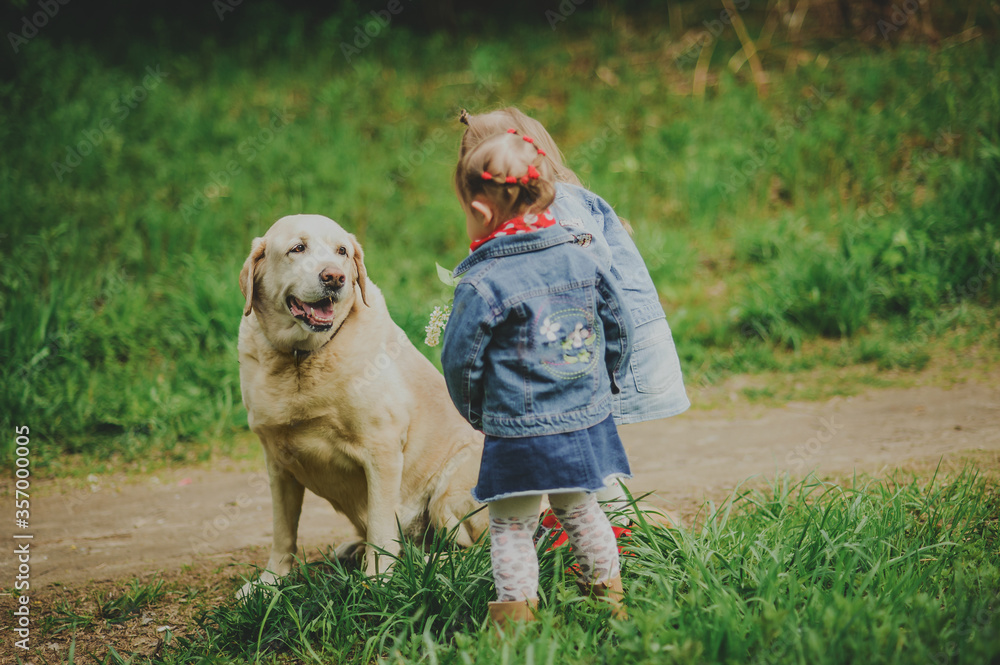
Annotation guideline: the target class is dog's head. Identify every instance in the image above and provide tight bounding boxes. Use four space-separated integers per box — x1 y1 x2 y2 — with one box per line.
240 214 368 352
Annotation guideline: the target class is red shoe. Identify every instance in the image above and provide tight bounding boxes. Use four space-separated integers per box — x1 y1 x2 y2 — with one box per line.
535 509 634 561
535 508 570 549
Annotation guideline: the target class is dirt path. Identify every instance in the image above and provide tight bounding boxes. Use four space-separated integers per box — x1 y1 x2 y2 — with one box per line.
4 378 998 590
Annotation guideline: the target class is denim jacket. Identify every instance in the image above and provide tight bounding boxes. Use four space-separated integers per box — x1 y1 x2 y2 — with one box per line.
550 183 690 424
441 225 634 438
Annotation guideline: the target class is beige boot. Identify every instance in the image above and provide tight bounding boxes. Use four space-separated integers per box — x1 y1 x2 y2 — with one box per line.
488 598 538 628
577 576 628 620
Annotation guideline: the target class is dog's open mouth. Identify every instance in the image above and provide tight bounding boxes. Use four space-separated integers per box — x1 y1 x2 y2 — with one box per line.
287 295 337 331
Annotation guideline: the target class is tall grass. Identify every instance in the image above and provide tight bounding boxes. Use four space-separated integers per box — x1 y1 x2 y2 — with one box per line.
151 470 1000 664
1 4 998 468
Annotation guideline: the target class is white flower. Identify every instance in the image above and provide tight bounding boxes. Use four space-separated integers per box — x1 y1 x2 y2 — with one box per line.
424 303 452 347
540 317 561 341
568 323 591 348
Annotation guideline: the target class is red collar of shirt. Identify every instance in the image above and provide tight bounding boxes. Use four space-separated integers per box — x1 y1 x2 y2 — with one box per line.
469 209 558 252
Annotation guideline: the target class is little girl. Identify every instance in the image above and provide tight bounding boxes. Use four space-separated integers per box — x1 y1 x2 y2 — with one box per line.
441 129 634 626
458 107 690 517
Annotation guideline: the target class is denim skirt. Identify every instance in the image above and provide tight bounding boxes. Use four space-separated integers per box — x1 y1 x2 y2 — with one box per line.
472 414 632 503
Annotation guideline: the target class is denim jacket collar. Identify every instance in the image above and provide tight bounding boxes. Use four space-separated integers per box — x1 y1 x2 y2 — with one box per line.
453 225 577 277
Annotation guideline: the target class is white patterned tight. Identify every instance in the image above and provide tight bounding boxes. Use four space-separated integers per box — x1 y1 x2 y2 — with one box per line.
488 492 621 602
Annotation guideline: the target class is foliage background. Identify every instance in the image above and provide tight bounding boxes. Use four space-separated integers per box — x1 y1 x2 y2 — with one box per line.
1 0 998 472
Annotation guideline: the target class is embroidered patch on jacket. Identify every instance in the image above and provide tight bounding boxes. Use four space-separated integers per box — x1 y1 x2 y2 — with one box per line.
535 302 600 380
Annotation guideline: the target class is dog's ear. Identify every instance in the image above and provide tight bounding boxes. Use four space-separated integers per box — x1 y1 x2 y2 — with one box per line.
351 235 369 307
239 237 266 317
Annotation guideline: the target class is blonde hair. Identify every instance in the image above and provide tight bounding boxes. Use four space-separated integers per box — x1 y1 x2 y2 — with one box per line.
459 107 583 187
458 107 634 234
455 130 556 224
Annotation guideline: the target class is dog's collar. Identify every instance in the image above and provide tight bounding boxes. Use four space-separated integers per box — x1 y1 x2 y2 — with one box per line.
289 316 347 364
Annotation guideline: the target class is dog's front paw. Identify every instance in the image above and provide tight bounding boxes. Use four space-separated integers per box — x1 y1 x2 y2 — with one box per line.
362 547 399 577
363 553 380 577
236 570 280 601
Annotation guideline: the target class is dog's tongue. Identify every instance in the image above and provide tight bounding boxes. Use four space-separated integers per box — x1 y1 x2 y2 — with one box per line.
290 296 335 326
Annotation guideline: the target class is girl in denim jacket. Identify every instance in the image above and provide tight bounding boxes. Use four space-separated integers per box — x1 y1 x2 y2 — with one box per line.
441 130 633 626
458 108 690 516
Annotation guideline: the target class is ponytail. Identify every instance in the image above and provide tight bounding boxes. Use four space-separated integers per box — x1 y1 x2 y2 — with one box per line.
456 129 556 222
458 107 583 187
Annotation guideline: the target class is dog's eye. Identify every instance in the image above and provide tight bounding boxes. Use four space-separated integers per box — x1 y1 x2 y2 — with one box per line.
289 244 306 254
337 246 347 256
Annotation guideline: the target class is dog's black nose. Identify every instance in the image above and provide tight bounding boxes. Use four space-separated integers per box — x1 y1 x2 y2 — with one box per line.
320 268 346 287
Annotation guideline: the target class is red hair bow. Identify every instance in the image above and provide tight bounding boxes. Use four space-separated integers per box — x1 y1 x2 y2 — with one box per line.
520 164 541 185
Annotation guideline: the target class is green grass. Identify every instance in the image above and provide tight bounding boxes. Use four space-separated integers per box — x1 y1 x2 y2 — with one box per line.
140 469 1000 664
41 577 169 635
97 577 169 625
1 3 998 471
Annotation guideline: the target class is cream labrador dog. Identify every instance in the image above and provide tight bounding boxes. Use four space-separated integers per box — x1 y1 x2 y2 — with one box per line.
236 214 486 597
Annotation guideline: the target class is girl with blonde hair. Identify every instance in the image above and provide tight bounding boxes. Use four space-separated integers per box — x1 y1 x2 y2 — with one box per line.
458 107 690 517
442 128 634 625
